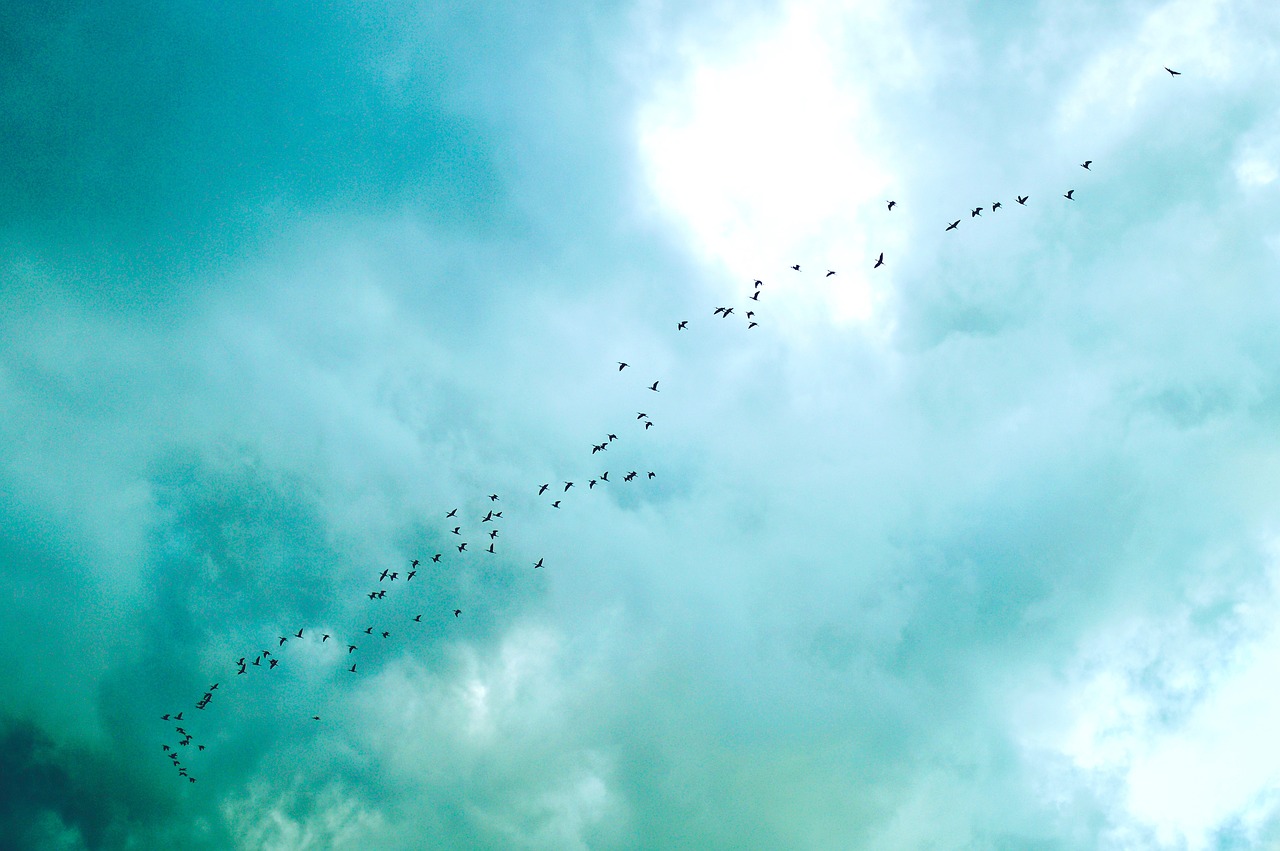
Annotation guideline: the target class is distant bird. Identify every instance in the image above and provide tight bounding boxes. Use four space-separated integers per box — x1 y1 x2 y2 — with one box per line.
1165 66 1181 76
294 628 303 639
379 569 389 581
454 609 462 617
607 433 617 442
887 200 896 210
311 716 320 721
647 472 656 479
349 663 357 673
748 322 758 329
451 526 461 535
432 553 441 562
488 494 499 501
600 472 609 481
368 591 378 600
551 500 561 508
1016 195 1028 205
713 307 726 316
482 510 493 522
649 381 659 391
407 571 416 581
534 558 544 568
589 479 597 489
721 308 734 318
754 280 763 288
209 684 218 690
485 543 495 553
382 631 390 638
1064 189 1075 200
413 614 422 622
991 202 1002 211
458 543 467 552
197 745 205 751
278 636 288 646
488 530 498 539
347 645 357 653
269 659 279 669
411 559 419 568
617 362 628 371
873 253 884 269
1080 160 1092 170
321 634 329 642
564 482 574 491
749 291 760 301
446 508 457 518
538 483 549 495
162 714 171 721
637 412 648 419
971 207 982 217
746 311 754 319
364 626 373 634
826 270 836 277
946 220 960 231
791 264 801 271
644 420 654 429
677 321 688 329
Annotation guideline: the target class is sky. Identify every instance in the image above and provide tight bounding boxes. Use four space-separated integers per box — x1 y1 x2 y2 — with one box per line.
2 0 1280 848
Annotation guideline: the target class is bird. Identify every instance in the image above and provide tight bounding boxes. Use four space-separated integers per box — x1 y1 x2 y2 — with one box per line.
1064 189 1075 200
589 479 597 489
534 558 544 568
946 220 960 231
791 264 800 271
209 684 218 690
432 553 441 562
451 526 461 535
411 559 419 568
446 508 457 518
749 291 760 301
379 569 389 581
269 659 279 669
278 636 288 646
647 472 656 479
644 421 653 429
747 322 758 329
347 645 357 653
721 308 734 318
407 571 416 581
1080 160 1092 170
368 591 378 600
381 631 390 639
485 543 495 553
1016 195 1028 205
551 500 561 508
564 482 574 492
746 311 754 319
617 362 628 371
1165 66 1181 76
488 530 498 539
364 626 373 634
991 201 1002 211
349 663 357 673
294 628 303 639
887 200 896 210
321 634 329 642
458 543 467 552
600 471 609 482
826 270 836 277
873 253 884 269
482 510 494 522
311 716 320 721
713 307 726 316
488 494 499 502
637 412 648 419
754 280 763 288
413 614 422 622
971 207 982 217
607 433 617 442
538 483 549 495
677 320 688 330
649 381 659 391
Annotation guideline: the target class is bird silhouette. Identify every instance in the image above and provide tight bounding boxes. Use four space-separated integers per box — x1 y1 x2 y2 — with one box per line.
379 569 389 581
446 508 457 518
454 610 462 617
645 420 654 428
749 291 760 301
887 200 896 210
486 543 495 554
748 322 758 329
1064 189 1075 200
971 207 982 217
637 412 648 419
551 500 561 508
946 220 960 231
649 381 659 391
826 270 836 277
617 362 628 371
1016 195 1028 205
451 526 461 535
538 483 549 495
991 201 1002 211
1165 66 1181 76
534 558 544 568
348 645 357 653
754 280 763 288
488 494 499 502
413 614 422 622
349 663 357 672
600 472 609 481
1081 160 1092 170
322 634 329 642
458 543 467 552
677 320 688 329
873 253 884 269
564 482 574 491
432 553 441 562
791 264 801 271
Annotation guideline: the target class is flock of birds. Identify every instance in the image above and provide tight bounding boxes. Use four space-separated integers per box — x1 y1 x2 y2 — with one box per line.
155 66 1183 787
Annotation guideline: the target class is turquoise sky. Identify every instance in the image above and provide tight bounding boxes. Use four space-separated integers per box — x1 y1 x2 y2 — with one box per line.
4 1 1280 848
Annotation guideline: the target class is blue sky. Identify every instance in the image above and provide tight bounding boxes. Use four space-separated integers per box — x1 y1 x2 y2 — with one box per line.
4 0 1280 848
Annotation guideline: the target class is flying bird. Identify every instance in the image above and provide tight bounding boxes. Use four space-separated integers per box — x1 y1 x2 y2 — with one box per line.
458 543 467 552
649 381 659 391
564 482 574 491
347 645 357 653
1165 66 1181 76
873 253 884 269
971 207 982 217
749 291 760 301
534 558 544 568
538 483 549 495
451 526 461 535
946 220 960 231
637 412 648 419
1016 195 1028 205
648 472 656 479
1080 160 1092 170
413 614 422 622
721 308 734 318
488 494 499 502
321 634 329 642
826 270 836 277
791 264 801 271
454 609 462 617
991 201 1002 211
754 280 763 288
617 362 628 371
379 569 389 581
551 500 561 508
677 321 688 329
747 322 758 329
407 571 416 581
349 663 357 673
432 553 441 562
411 559 419 568
887 200 896 210
589 479 597 489
1064 189 1075 200
446 508 457 518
